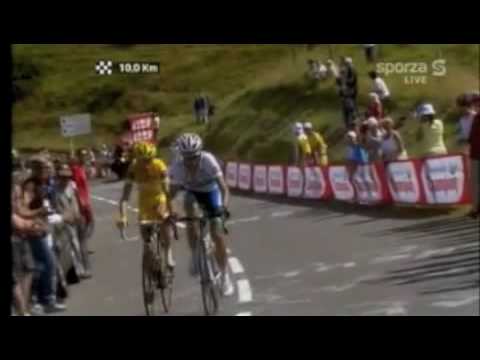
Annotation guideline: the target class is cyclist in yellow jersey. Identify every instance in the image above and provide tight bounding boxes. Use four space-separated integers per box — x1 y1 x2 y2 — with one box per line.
304 122 329 166
117 142 175 268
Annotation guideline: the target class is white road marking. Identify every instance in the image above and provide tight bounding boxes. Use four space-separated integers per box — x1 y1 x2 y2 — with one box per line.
271 211 295 218
415 247 457 260
228 257 245 275
227 216 261 225
283 271 301 278
370 254 412 264
432 295 479 309
237 279 253 303
236 312 252 316
322 283 357 293
342 262 357 269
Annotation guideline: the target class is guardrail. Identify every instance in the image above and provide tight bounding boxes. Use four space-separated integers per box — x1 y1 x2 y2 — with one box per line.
224 154 473 207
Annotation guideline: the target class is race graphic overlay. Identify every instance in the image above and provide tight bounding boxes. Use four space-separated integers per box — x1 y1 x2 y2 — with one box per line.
95 60 160 76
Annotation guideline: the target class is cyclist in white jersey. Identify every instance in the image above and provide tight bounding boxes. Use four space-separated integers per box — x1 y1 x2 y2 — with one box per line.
169 134 234 297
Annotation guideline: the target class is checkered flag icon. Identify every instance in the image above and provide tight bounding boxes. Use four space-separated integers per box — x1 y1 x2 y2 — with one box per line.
95 60 113 76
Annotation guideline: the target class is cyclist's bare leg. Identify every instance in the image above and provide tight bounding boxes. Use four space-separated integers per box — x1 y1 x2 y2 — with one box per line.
159 223 175 269
210 220 228 273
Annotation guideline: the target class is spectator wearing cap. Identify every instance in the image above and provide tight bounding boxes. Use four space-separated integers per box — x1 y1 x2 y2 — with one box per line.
456 93 478 154
380 117 408 162
366 93 385 120
21 157 66 314
345 130 369 182
338 57 359 128
304 122 329 166
468 94 480 218
55 164 92 279
364 117 385 162
417 103 448 156
292 123 312 167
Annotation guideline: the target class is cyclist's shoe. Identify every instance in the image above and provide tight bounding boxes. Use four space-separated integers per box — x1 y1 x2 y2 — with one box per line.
221 273 235 297
43 302 67 314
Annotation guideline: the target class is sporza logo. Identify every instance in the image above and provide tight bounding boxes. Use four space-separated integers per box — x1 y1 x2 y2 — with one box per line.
376 59 447 85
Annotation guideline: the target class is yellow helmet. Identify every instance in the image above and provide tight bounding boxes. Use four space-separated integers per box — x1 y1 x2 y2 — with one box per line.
133 141 157 160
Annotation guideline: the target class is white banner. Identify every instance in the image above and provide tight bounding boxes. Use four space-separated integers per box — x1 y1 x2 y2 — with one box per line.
268 166 285 195
304 167 327 199
238 164 252 191
253 165 268 193
226 162 238 189
328 166 355 202
60 114 92 137
386 161 421 204
421 155 465 204
287 167 304 198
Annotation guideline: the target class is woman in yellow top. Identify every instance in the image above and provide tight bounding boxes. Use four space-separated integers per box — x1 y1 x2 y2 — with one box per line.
293 123 312 167
304 122 329 166
117 141 175 269
417 104 448 156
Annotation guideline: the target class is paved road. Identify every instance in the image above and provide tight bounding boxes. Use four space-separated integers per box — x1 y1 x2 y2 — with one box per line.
57 180 479 316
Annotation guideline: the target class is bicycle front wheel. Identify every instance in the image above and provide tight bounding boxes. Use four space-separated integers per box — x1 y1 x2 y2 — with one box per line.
198 238 219 316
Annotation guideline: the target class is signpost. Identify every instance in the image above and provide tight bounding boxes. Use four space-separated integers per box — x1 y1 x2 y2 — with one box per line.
60 114 92 156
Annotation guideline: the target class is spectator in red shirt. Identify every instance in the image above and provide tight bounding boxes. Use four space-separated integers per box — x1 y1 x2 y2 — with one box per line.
366 93 385 120
468 95 480 218
70 149 95 248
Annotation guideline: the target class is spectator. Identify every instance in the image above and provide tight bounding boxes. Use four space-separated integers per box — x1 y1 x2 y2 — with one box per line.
363 44 377 63
304 122 329 166
11 172 39 316
368 71 391 104
380 117 408 162
21 157 66 314
468 95 480 218
340 57 358 100
345 130 369 182
292 123 313 167
55 164 92 279
366 93 385 120
417 103 448 156
456 96 477 154
197 94 210 125
364 117 385 162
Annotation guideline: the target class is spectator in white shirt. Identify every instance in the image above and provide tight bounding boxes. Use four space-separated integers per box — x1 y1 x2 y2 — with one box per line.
369 70 392 113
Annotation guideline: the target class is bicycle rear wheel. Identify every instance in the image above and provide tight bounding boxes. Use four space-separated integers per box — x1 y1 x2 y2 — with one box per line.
198 237 219 316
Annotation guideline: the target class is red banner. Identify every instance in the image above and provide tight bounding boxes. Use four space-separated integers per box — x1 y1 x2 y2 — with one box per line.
268 166 285 195
253 165 268 194
328 166 355 202
304 166 332 200
352 163 391 205
287 167 304 198
238 163 252 191
386 160 425 205
419 155 471 205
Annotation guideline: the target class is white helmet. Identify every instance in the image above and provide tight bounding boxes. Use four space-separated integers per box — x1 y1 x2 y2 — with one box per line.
177 133 203 157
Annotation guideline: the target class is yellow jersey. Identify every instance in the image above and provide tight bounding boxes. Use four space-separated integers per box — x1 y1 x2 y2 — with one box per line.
127 158 169 221
421 119 447 156
297 134 312 156
307 132 328 155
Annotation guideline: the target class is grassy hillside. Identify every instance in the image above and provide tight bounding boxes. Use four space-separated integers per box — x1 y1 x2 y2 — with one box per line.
13 44 479 162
